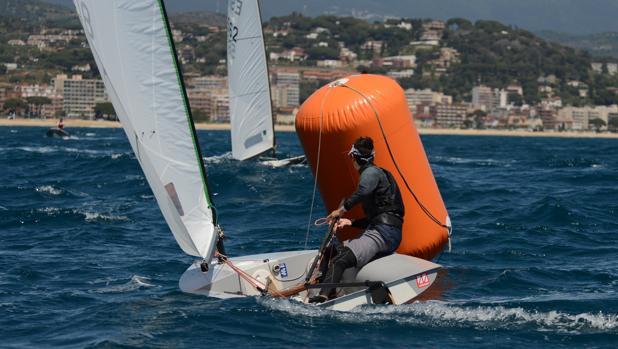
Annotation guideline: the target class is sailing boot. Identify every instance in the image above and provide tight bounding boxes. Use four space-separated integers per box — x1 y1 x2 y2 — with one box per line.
308 247 357 303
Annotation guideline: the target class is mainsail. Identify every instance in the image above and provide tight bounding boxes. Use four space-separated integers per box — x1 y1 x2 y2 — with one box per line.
227 0 275 160
74 0 218 258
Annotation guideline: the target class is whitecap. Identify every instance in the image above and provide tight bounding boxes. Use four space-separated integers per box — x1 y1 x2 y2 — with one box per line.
94 275 156 293
38 207 60 215
86 133 96 137
35 185 63 196
203 152 233 164
80 211 129 222
10 129 17 133
18 146 56 154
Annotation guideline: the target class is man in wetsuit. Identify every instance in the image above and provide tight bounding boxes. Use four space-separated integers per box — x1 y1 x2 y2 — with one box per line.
309 136 405 303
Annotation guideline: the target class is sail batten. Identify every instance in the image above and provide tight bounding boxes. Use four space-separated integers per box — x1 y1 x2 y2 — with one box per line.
228 0 275 160
74 0 217 258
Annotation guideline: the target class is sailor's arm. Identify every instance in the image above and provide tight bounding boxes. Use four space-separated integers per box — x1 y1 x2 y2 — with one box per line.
327 168 379 222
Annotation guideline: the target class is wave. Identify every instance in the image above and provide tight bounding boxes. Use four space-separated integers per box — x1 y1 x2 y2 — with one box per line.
82 211 129 222
35 185 63 196
431 156 515 167
203 152 233 164
93 275 156 294
34 207 128 222
259 298 617 333
15 146 109 156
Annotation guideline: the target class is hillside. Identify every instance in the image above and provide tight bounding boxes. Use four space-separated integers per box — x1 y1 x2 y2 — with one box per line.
537 31 618 59
0 0 77 28
1 2 616 106
40 0 618 35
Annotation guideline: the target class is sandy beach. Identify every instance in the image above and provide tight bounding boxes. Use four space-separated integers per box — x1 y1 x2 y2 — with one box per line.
1 117 617 138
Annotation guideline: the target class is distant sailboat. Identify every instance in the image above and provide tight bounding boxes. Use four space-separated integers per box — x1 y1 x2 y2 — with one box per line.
74 0 440 311
227 0 305 165
227 0 273 160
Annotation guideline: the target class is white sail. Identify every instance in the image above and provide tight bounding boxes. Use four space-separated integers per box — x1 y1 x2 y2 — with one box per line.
74 0 217 258
227 0 275 160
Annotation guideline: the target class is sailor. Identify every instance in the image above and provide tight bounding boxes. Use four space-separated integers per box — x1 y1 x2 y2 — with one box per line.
57 118 65 130
309 136 405 303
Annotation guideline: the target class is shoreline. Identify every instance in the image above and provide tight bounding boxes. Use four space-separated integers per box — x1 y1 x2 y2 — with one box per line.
1 118 617 139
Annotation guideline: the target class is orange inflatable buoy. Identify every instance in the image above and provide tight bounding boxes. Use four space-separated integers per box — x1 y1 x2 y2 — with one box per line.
295 74 450 260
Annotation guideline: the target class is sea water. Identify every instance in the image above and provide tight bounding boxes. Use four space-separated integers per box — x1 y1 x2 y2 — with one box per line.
1 127 617 348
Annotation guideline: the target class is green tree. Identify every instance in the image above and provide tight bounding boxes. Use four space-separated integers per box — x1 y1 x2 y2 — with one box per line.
191 109 209 123
94 102 116 120
0 64 6 75
589 118 606 132
608 117 618 132
25 96 52 117
3 98 28 115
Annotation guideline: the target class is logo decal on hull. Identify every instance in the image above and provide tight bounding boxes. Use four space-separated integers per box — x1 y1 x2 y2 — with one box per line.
279 263 288 278
416 273 430 288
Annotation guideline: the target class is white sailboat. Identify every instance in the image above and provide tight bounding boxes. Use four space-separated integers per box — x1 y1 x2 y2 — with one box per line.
227 0 305 166
74 0 441 311
227 0 273 161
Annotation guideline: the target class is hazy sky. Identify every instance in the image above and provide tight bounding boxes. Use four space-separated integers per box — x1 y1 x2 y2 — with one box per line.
42 0 618 35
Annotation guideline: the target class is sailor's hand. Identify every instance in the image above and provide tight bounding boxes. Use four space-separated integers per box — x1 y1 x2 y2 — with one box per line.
334 218 352 231
327 207 345 223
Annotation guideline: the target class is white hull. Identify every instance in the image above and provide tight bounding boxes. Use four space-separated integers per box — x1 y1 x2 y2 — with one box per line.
180 250 441 311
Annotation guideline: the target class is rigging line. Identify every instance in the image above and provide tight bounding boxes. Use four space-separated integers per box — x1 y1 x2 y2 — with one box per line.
303 87 334 249
341 84 451 234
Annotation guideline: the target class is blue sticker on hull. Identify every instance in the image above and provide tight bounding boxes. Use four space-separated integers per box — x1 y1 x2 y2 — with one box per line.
279 263 288 278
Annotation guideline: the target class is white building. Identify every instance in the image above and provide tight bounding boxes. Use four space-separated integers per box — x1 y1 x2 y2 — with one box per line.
272 71 300 108
62 75 108 119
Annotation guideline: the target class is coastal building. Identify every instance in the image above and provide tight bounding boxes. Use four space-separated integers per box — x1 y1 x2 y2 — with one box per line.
374 55 416 69
300 68 349 81
339 47 358 63
388 70 415 79
61 75 108 119
539 108 559 130
435 104 468 128
472 85 494 110
360 40 384 55
591 63 603 74
272 71 300 107
187 88 230 122
607 63 618 76
422 20 446 31
559 105 618 130
269 47 307 62
405 88 451 109
190 76 227 90
317 60 344 68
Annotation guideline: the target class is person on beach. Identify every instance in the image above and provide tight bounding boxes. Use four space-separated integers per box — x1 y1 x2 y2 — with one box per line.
308 136 405 303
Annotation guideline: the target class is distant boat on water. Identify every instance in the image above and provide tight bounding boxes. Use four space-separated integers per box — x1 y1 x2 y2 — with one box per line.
46 127 70 138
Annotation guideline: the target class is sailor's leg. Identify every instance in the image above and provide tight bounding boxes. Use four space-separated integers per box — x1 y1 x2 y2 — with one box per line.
311 247 356 301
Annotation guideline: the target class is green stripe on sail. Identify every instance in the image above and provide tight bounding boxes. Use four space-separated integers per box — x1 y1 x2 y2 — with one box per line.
156 0 217 223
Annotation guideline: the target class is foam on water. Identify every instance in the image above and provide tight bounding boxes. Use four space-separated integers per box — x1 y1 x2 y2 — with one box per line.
81 211 129 222
259 298 617 334
203 151 233 164
94 275 157 294
35 185 63 196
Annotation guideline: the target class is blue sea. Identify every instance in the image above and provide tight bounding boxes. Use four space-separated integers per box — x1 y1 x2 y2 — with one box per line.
1 126 617 348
